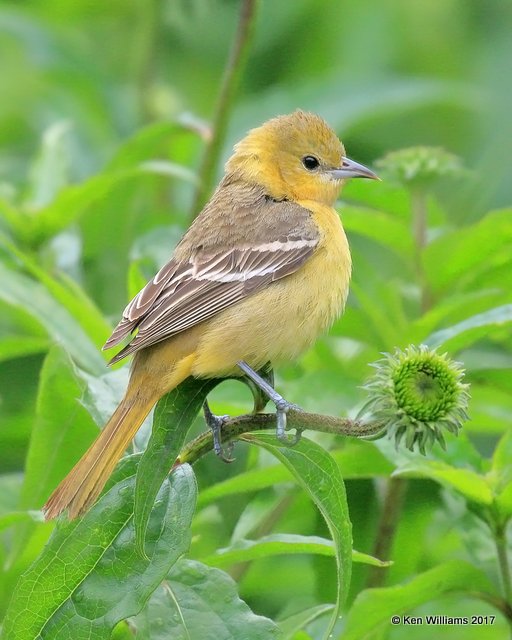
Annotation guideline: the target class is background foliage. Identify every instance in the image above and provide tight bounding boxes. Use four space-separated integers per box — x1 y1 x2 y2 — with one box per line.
1 1 512 638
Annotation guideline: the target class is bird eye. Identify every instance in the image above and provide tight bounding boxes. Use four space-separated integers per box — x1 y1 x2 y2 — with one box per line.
302 155 319 170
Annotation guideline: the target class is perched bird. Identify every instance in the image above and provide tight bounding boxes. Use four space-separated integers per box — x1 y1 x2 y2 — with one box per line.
43 110 378 520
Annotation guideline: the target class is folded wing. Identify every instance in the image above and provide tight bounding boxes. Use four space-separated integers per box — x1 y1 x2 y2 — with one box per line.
104 223 318 365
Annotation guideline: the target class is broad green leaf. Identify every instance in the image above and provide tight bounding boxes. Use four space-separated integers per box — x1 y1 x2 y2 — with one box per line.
491 429 512 481
134 377 218 556
27 163 196 246
107 120 199 171
0 510 44 533
495 484 512 522
342 179 412 219
19 347 100 513
2 457 197 640
350 281 404 348
466 384 512 435
1 234 112 350
278 604 334 640
340 206 413 259
197 463 294 508
0 198 26 238
25 121 71 209
393 460 493 505
131 558 279 640
425 304 512 352
409 290 508 344
0 335 48 363
244 434 351 638
423 209 512 294
10 346 100 564
0 262 104 373
341 561 497 640
491 430 512 520
201 534 389 568
197 442 392 509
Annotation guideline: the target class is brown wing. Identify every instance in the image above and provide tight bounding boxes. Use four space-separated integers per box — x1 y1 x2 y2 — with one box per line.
104 187 319 364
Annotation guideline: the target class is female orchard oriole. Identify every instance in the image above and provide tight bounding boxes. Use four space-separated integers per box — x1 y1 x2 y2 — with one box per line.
43 110 378 520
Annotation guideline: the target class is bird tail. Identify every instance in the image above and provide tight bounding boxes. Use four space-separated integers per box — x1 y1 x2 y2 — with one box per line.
43 390 155 520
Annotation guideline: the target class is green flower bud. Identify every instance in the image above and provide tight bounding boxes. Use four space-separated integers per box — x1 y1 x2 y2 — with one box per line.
359 345 470 454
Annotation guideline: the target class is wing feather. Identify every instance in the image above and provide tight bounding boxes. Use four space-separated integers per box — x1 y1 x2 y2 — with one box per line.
104 197 319 364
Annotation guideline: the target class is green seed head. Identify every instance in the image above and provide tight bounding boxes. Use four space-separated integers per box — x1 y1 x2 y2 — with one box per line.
360 345 470 454
375 147 465 189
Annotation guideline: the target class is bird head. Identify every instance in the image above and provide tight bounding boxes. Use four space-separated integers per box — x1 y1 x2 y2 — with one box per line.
226 110 378 205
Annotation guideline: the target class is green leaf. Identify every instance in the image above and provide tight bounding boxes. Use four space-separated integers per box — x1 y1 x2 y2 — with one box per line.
197 441 392 509
2 456 197 640
278 604 334 640
393 460 493 505
423 209 512 294
26 163 196 246
425 304 512 351
243 434 351 638
25 121 71 209
409 290 508 344
0 510 44 533
106 120 198 171
132 558 279 640
341 561 497 640
491 430 512 520
352 550 392 568
0 334 48 363
1 234 112 351
0 262 104 374
340 205 413 259
350 281 405 348
134 377 218 557
201 534 389 568
19 347 100 512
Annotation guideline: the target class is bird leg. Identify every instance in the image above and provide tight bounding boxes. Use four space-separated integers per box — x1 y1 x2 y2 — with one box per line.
237 360 303 446
240 360 274 414
202 400 235 462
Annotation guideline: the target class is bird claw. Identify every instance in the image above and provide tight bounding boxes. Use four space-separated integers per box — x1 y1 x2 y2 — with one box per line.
203 402 236 463
236 360 304 449
275 400 304 446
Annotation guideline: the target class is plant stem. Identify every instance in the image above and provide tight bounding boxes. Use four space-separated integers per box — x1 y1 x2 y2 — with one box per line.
366 187 430 587
366 477 408 587
469 591 512 630
495 522 512 603
411 187 431 313
190 0 258 217
230 492 296 582
178 410 386 465
133 0 158 123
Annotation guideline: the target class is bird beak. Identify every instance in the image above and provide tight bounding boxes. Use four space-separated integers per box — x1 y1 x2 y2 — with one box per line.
329 156 379 181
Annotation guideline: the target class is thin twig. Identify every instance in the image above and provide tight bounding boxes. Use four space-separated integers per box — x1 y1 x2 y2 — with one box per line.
178 410 386 465
366 477 408 587
190 0 259 216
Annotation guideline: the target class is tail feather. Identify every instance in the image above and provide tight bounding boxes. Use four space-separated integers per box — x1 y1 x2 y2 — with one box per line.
43 394 154 520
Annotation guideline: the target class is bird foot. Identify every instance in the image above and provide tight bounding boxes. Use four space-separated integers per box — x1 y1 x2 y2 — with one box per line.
237 361 304 447
203 401 235 462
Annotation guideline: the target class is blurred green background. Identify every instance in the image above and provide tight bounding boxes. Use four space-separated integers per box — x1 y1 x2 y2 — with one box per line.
1 1 512 639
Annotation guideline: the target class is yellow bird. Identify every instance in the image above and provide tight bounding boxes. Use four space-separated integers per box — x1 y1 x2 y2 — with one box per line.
43 110 378 520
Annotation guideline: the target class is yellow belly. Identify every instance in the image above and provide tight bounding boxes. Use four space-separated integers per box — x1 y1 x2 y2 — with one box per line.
191 204 351 377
